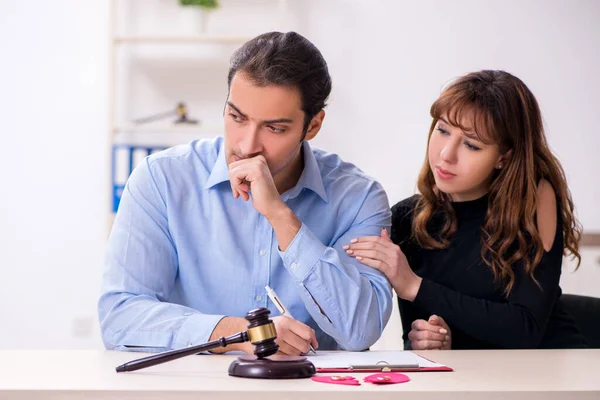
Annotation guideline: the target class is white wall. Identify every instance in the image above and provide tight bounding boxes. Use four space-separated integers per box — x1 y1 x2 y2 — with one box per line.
0 0 598 350
299 0 600 229
0 1 109 348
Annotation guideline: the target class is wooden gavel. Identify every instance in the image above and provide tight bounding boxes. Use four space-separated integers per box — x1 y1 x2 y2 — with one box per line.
115 308 278 373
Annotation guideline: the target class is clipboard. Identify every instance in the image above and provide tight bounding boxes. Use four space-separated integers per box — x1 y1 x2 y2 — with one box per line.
309 351 453 373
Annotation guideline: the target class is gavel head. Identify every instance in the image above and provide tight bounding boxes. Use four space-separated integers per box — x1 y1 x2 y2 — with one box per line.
245 308 279 358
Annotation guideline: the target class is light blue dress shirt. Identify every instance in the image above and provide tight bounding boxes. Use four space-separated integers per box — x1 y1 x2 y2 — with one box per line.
99 137 392 352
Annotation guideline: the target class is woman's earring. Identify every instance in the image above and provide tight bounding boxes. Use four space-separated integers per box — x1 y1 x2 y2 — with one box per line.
496 163 503 169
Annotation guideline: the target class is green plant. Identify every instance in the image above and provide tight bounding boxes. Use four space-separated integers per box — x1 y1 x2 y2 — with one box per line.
179 0 219 8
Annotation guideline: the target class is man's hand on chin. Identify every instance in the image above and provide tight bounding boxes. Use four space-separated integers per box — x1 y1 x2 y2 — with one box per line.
228 155 286 218
228 155 300 251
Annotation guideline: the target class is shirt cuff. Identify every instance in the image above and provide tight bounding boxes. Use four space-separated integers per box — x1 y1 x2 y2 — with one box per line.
278 223 327 282
172 313 226 349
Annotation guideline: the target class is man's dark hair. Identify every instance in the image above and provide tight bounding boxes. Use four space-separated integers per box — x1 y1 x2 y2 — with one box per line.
227 31 332 134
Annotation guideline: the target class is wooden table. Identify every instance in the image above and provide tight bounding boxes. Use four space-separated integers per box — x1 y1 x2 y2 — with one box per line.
1 349 598 399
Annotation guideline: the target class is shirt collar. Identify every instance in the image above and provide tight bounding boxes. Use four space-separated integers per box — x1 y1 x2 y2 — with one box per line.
286 140 328 202
205 140 328 203
205 141 230 189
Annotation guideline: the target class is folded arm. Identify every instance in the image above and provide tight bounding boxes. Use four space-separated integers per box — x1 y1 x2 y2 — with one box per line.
273 182 393 350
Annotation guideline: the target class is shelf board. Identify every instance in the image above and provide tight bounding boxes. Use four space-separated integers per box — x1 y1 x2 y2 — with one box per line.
113 125 223 147
114 35 253 45
114 124 223 134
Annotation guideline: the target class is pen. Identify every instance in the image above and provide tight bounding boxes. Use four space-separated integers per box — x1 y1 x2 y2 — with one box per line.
265 285 317 354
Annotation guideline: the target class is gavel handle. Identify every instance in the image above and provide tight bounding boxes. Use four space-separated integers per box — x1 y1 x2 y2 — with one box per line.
115 331 249 372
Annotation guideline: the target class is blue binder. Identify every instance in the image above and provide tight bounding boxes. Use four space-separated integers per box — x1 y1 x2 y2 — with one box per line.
111 144 167 212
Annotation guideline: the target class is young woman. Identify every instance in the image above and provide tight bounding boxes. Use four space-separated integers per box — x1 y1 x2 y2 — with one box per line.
345 70 587 349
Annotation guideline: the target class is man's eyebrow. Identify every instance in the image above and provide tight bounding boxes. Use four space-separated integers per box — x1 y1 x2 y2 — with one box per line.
227 102 247 119
227 102 294 124
263 118 294 124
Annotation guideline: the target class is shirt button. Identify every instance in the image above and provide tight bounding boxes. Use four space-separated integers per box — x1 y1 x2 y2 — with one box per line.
259 249 266 256
291 262 297 269
255 295 262 302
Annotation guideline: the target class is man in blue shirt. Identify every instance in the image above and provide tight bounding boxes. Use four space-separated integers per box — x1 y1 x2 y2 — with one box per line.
99 31 392 354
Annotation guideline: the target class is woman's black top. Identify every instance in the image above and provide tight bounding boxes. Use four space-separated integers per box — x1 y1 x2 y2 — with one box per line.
391 194 587 349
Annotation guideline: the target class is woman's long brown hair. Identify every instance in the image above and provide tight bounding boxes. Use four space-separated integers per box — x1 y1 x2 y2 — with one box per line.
414 70 581 296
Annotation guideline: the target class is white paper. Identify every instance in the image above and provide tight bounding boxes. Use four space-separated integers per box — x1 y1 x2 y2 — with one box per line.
307 350 446 369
